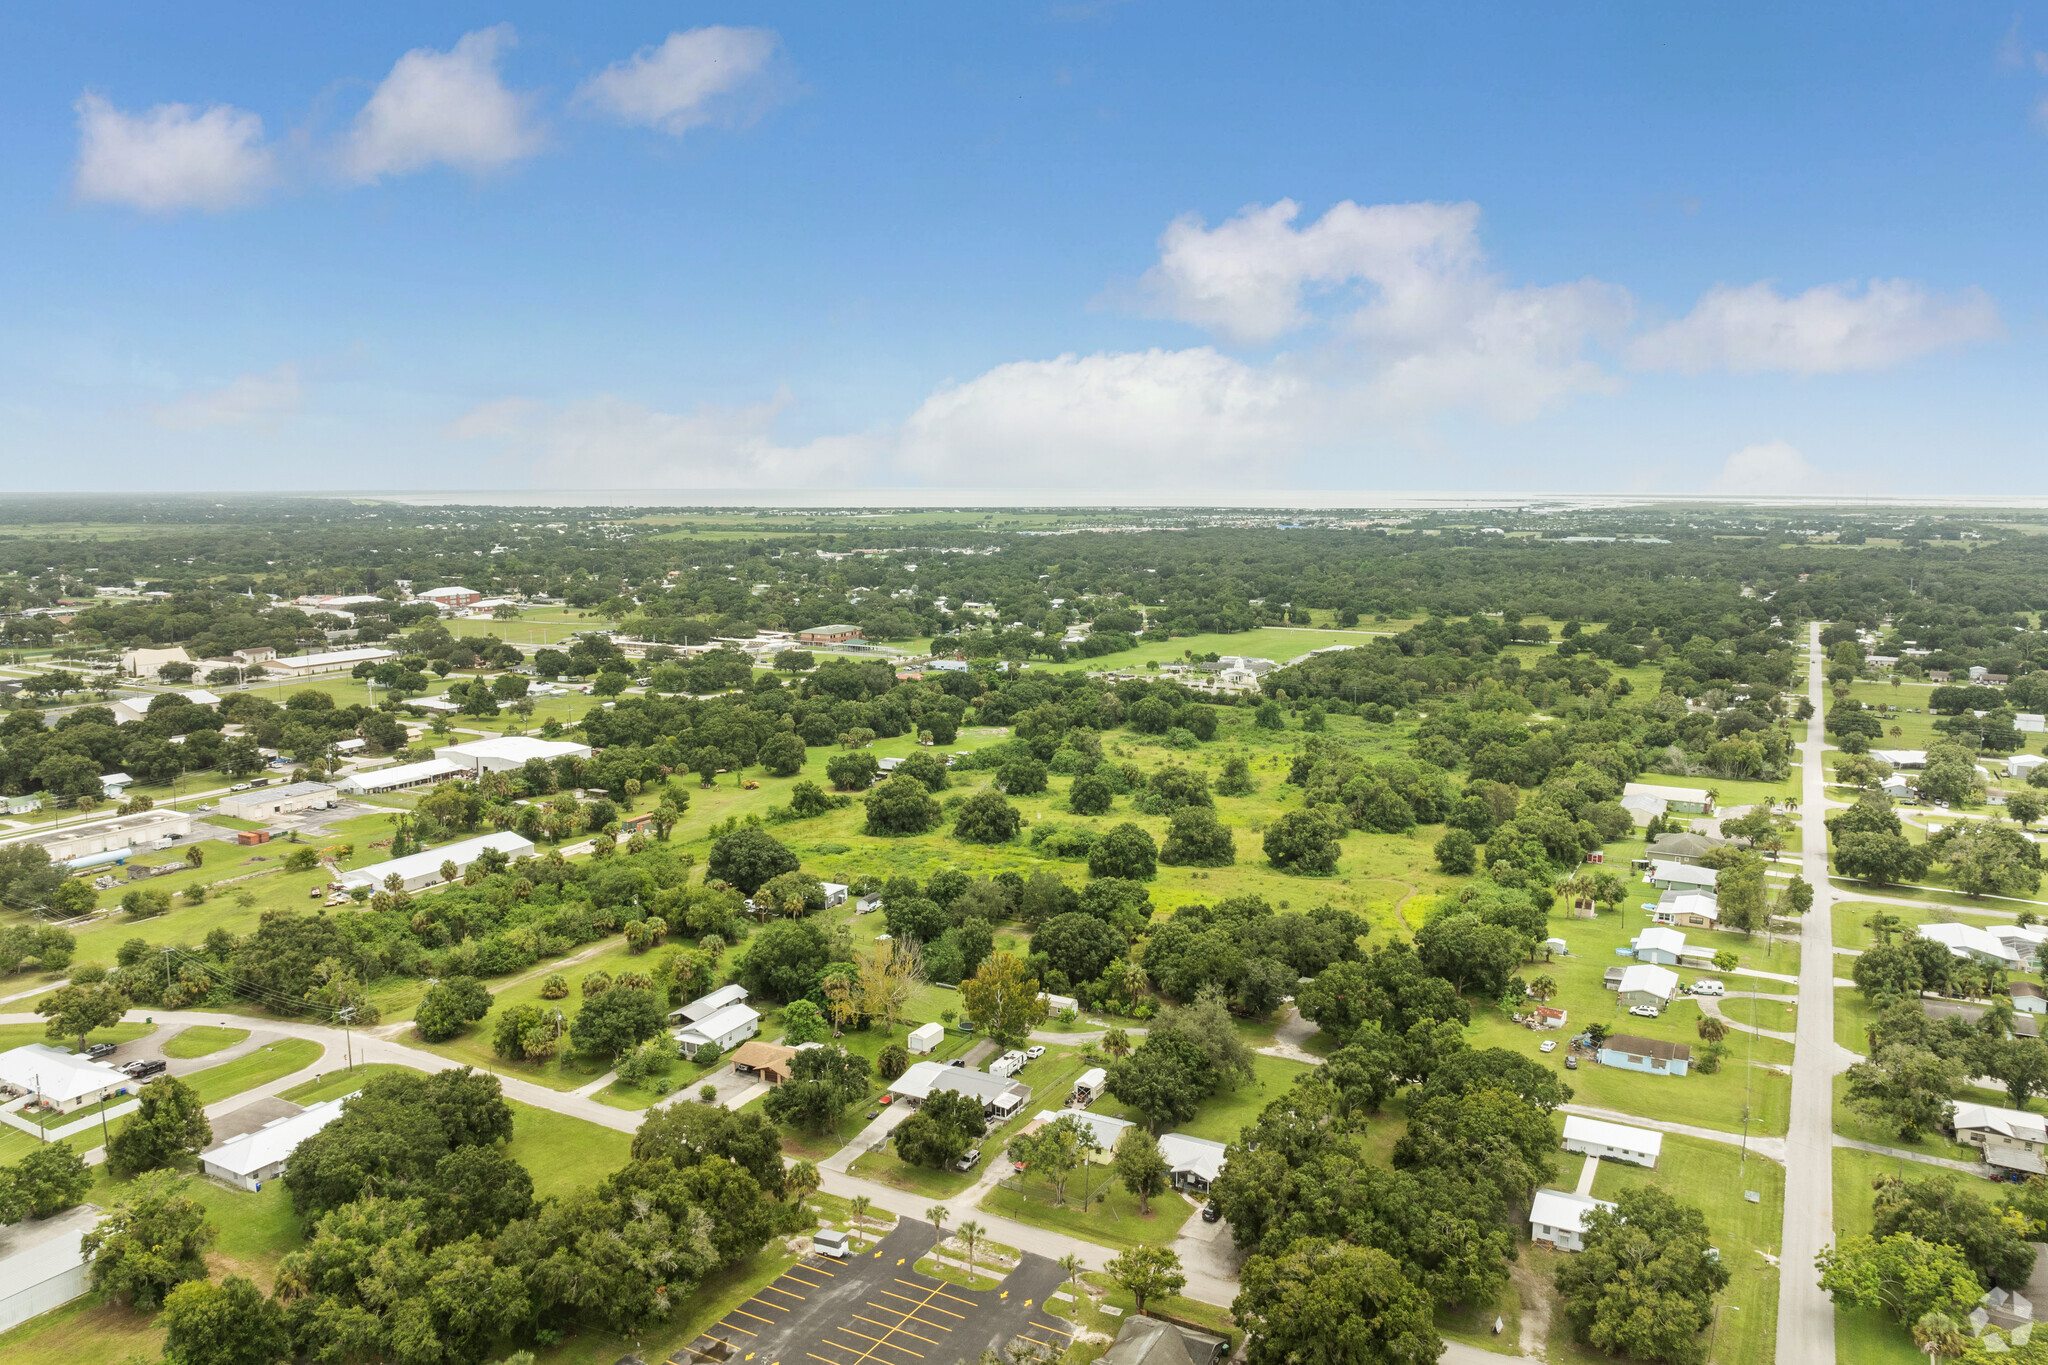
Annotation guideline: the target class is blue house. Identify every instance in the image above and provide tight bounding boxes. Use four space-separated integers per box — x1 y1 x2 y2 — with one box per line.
1598 1033 1692 1077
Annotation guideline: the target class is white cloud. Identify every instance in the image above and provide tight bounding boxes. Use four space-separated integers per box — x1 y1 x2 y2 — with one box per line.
450 392 877 488
343 25 541 182
897 348 1313 486
1135 198 1631 420
1630 279 2001 375
151 364 301 431
576 27 782 135
1704 440 1832 496
73 93 273 212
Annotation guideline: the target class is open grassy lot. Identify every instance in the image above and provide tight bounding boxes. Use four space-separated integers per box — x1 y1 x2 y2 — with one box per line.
161 1024 249 1058
1831 1146 1926 1365
504 1097 635 1201
1832 898 2015 952
1830 1072 1978 1161
181 1037 323 1105
279 1060 413 1103
1834 988 1876 1058
1729 996 1796 1035
980 1175 1193 1250
1170 1053 1314 1142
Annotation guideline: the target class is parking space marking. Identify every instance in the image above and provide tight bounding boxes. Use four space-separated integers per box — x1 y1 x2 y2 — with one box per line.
876 1289 965 1318
732 1308 779 1325
891 1279 977 1308
1029 1322 1070 1336
718 1321 758 1336
865 1303 951 1333
762 1284 807 1300
828 1326 924 1356
851 1315 940 1346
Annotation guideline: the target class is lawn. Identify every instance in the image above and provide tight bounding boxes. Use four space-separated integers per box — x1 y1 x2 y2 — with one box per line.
847 1142 984 1199
182 1038 325 1106
1171 1053 1314 1143
1728 997 1796 1035
1831 1147 1926 1365
1834 988 1877 1058
0 1020 154 1053
279 1061 414 1103
502 1097 636 1201
980 1172 1194 1250
1832 899 2014 952
1830 1073 1979 1161
161 1024 249 1058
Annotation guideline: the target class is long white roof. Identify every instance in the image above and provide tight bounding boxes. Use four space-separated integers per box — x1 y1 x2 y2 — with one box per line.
1953 1102 2048 1143
1563 1115 1665 1156
1919 921 2018 963
889 1060 1028 1105
1635 927 1688 956
435 736 592 765
1157 1131 1228 1182
1032 1109 1134 1150
1530 1188 1616 1236
1649 861 1717 886
0 1044 125 1104
1617 963 1679 998
338 757 465 790
338 830 534 887
675 1002 759 1043
676 983 750 1023
201 1095 352 1175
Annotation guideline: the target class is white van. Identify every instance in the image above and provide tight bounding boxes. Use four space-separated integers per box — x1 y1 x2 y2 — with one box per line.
812 1229 854 1260
1691 980 1726 997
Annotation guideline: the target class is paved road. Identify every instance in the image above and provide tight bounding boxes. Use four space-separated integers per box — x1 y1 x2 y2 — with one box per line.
1776 623 1836 1365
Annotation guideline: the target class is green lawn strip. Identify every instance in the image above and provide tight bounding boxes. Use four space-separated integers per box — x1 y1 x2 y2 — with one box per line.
979 1173 1193 1250
1586 1132 1784 1365
0 1295 166 1365
502 1097 636 1202
0 1125 51 1163
913 1253 1006 1291
1171 1053 1314 1142
846 1144 983 1199
1831 1147 1926 1365
1828 877 2048 915
181 1037 324 1106
1075 1269 1242 1346
0 1020 154 1053
1435 1277 1522 1357
1727 997 1796 1035
1832 899 2013 953
278 1061 414 1103
161 1024 250 1058
1830 1073 1978 1161
1834 989 1877 1058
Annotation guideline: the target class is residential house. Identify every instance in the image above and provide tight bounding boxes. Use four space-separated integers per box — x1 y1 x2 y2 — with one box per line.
200 1095 353 1191
1879 775 1915 801
0 1044 126 1114
1631 927 1690 965
1562 1115 1663 1168
820 882 850 909
1616 964 1680 1009
1157 1131 1229 1192
1623 782 1715 815
336 831 535 893
1918 922 2027 971
1951 1102 2048 1175
1597 1033 1692 1077
1646 831 1726 864
1647 860 1718 893
886 1060 1029 1119
1531 1005 1569 1030
1620 789 1668 824
728 1041 799 1084
1529 1189 1618 1253
1100 1315 1229 1365
674 1003 760 1059
670 984 750 1025
2011 982 2047 1016
99 772 134 800
1871 749 1929 769
1652 890 1721 930
1026 1109 1134 1160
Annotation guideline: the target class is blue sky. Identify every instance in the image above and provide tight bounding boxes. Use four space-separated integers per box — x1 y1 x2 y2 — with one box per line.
3 3 2046 495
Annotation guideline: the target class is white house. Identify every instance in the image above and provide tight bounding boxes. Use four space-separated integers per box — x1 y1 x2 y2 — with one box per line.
1530 1189 1617 1253
1652 890 1720 930
1952 1101 2048 1175
434 736 593 776
337 831 535 893
887 1060 1030 1118
1157 1131 1229 1192
1647 860 1718 892
906 1022 945 1054
335 757 467 796
1871 748 1929 770
0 1044 126 1114
1616 963 1680 1009
199 1095 353 1191
670 983 750 1025
1631 927 1689 965
1029 1109 1134 1160
1562 1115 1664 1168
1623 782 1715 815
1918 921 2026 970
674 1002 760 1059
820 882 850 909
1879 775 1915 800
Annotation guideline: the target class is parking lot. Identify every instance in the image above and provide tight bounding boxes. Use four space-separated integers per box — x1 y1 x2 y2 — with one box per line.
666 1219 1074 1365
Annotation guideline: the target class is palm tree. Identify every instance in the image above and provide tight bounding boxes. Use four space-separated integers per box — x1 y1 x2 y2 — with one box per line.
1057 1253 1083 1293
926 1204 950 1256
957 1219 984 1284
788 1159 821 1203
1102 1027 1132 1060
850 1194 872 1227
1913 1311 1968 1365
1697 1015 1728 1044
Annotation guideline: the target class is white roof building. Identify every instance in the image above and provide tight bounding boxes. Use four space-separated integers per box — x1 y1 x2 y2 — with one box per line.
1157 1131 1229 1189
179 688 223 706
1647 860 1718 890
1616 963 1680 1003
0 1044 126 1110
262 646 400 679
1562 1115 1664 1167
674 1002 761 1058
671 983 750 1024
2009 754 2048 776
1030 1109 1134 1158
1919 921 2025 969
1652 890 1720 926
888 1060 1030 1115
335 757 467 795
1632 927 1689 961
199 1095 353 1191
1074 1066 1108 1098
1952 1101 2048 1174
434 736 594 775
1530 1189 1617 1253
2016 715 2046 736
1871 749 1928 769
337 831 535 893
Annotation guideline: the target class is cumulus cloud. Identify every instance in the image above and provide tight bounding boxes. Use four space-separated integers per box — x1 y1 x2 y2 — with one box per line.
343 25 542 181
150 364 301 431
73 93 274 212
575 27 783 135
1135 198 1631 420
450 392 877 488
1630 279 2001 375
1704 440 1833 496
897 348 1313 487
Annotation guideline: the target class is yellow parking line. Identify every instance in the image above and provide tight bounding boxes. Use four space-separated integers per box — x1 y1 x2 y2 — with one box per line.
830 1327 923 1357
853 1315 939 1346
762 1284 806 1300
719 1322 757 1337
877 1289 964 1318
866 1304 952 1332
1030 1323 1071 1336
732 1308 778 1325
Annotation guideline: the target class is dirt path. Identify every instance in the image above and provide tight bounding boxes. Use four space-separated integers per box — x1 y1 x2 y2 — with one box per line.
1508 1260 1552 1357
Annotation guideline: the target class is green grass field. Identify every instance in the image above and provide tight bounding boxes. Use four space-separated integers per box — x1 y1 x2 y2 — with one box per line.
980 1175 1193 1250
160 1024 249 1058
1830 1147 1927 1365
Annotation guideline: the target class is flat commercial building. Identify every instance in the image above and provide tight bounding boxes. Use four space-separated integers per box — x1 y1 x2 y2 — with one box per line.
798 624 863 644
0 1202 101 1332
434 736 593 776
338 830 535 893
216 780 338 821
335 758 466 795
8 810 193 866
261 646 398 679
200 1095 352 1191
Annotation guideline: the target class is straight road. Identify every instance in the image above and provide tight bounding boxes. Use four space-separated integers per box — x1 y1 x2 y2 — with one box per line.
1776 621 1836 1365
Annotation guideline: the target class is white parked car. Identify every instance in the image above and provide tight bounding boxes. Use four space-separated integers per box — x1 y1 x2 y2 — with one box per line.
1539 1039 1557 1053
1691 980 1726 997
1025 1045 1045 1060
1628 1004 1662 1019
